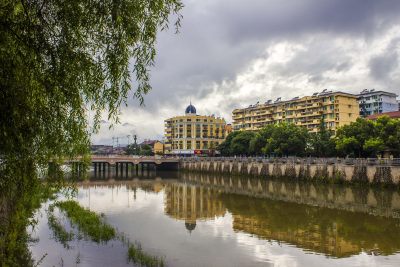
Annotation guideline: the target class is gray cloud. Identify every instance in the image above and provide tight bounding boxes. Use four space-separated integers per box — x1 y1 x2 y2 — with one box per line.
144 0 400 107
369 37 400 81
370 52 398 80
93 0 400 144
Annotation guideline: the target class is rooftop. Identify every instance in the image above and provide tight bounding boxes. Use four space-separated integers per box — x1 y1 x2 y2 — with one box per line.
233 89 357 111
367 111 400 120
358 89 398 97
185 103 196 115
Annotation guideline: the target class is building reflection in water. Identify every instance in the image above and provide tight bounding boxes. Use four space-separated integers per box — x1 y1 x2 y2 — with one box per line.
222 193 400 258
164 183 226 232
167 173 400 258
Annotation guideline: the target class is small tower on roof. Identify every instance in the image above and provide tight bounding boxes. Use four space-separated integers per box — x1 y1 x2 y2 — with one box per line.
185 101 197 115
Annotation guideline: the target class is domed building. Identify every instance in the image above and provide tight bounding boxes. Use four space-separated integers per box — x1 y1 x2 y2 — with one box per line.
185 103 196 115
164 183 226 233
164 103 227 155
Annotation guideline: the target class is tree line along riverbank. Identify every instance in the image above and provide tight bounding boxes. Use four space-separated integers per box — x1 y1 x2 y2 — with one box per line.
218 117 400 158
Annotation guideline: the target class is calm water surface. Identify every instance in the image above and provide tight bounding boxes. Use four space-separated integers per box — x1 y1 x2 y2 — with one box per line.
29 171 400 266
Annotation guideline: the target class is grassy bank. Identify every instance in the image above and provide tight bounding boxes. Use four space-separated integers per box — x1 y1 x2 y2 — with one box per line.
128 244 164 267
56 200 115 243
47 208 74 248
54 200 164 266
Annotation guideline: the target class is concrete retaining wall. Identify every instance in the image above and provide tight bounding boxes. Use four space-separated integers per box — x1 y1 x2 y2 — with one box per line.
180 159 400 185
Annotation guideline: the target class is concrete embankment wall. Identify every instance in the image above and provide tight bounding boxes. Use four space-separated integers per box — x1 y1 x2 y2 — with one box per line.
180 159 400 185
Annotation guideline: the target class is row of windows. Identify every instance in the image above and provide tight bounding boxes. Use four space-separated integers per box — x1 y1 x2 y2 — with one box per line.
361 95 382 101
168 118 224 123
169 125 224 129
240 104 355 118
171 140 221 150
236 113 355 128
170 135 226 139
235 96 358 116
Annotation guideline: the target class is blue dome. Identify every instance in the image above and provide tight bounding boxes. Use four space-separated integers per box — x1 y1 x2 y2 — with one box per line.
185 103 196 114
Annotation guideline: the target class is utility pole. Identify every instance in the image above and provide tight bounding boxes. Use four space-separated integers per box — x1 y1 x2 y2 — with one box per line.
112 137 115 154
133 135 138 155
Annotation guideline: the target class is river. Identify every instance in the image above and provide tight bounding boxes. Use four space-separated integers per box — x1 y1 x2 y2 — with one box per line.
29 170 400 266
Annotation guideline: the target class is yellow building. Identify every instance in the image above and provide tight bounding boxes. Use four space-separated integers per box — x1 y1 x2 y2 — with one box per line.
232 90 359 133
153 141 164 155
225 124 233 137
164 183 226 232
164 103 227 155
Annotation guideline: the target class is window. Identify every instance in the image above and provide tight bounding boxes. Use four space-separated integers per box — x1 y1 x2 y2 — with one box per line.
202 141 208 149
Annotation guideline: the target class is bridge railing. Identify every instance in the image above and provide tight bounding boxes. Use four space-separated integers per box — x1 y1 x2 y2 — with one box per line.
91 155 180 159
180 156 400 166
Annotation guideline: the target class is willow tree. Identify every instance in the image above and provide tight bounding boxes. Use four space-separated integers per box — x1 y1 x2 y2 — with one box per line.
0 0 182 264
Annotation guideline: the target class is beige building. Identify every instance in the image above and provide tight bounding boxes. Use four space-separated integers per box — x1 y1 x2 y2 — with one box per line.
164 183 225 232
225 124 233 136
164 103 227 155
232 90 359 133
153 141 164 155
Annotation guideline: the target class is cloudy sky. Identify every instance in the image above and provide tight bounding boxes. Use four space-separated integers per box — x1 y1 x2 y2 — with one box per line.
92 0 400 145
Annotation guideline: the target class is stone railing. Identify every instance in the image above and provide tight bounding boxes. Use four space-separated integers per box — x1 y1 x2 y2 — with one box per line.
181 157 400 166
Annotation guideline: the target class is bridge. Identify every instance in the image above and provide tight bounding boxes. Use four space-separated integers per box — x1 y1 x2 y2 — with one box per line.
69 155 180 177
89 155 179 165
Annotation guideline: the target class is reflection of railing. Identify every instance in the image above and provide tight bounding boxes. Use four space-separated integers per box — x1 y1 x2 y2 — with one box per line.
181 157 400 166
